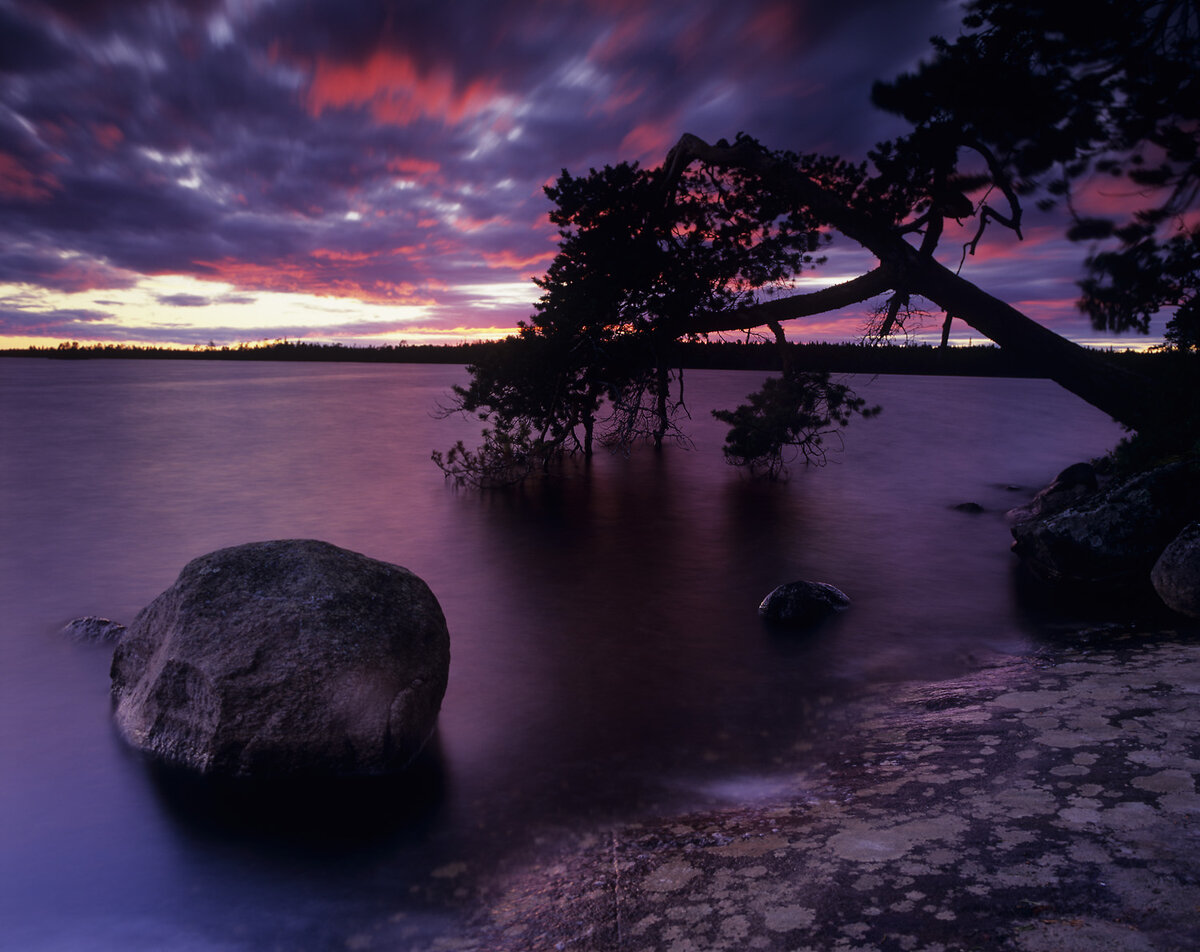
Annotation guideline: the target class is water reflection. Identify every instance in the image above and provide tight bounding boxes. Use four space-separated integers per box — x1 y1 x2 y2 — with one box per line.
142 740 448 848
1 360 1134 950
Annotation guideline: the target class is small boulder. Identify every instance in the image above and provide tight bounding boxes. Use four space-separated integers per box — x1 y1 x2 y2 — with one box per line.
62 616 126 644
1010 461 1200 587
759 580 850 628
1152 523 1200 618
110 540 449 778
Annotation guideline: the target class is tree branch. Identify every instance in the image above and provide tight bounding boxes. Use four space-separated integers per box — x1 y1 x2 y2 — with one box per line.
661 132 1165 431
674 267 894 336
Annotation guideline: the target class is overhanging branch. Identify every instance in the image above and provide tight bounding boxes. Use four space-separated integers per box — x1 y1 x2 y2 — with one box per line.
660 132 1165 431
678 267 893 336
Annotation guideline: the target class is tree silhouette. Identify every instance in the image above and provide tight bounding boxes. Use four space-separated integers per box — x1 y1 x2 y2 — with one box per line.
435 157 877 484
437 0 1198 485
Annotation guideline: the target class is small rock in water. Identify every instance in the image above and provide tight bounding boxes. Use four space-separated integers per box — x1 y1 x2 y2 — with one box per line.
953 502 985 514
758 580 850 628
62 616 126 644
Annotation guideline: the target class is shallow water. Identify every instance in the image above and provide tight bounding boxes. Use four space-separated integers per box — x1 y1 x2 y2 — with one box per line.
0 358 1126 949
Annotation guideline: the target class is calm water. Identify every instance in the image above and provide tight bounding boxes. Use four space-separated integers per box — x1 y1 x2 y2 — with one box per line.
0 358 1126 950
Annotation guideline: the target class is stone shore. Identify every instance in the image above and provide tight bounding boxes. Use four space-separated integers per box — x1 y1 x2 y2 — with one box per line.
394 627 1200 952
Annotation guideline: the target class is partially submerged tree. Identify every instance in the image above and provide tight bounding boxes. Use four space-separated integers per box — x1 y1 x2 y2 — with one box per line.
435 155 878 484
438 0 1198 486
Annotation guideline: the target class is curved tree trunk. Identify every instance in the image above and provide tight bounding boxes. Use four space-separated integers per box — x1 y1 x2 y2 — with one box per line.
661 133 1165 433
907 255 1162 431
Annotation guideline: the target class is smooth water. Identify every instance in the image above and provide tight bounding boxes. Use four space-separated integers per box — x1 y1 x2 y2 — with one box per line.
0 358 1126 950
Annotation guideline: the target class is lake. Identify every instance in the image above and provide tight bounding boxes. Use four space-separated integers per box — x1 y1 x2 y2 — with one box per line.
0 358 1127 950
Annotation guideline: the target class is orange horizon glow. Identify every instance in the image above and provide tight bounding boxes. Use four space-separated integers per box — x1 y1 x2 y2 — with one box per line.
0 324 520 351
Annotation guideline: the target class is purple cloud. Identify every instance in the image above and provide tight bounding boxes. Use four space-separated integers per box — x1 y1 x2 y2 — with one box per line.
0 0 1138 346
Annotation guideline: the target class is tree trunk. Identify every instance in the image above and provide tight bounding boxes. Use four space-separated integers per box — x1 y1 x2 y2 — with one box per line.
662 133 1166 433
908 254 1162 432
653 361 669 448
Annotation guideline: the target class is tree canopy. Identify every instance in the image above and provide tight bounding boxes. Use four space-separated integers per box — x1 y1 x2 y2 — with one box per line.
872 0 1199 343
436 0 1199 486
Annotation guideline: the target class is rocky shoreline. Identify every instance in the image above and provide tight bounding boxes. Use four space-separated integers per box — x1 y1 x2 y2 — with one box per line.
388 626 1200 952
71 463 1200 949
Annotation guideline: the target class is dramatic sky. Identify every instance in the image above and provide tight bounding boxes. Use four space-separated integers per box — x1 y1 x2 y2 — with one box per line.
0 0 1160 348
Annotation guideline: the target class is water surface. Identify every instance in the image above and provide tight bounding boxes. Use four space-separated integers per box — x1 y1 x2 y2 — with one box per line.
0 358 1127 949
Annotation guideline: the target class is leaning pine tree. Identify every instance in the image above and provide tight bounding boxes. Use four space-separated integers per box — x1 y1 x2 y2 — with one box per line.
434 155 877 485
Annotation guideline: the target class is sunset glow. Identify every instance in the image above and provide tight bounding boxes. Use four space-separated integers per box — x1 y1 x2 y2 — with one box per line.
0 0 1167 350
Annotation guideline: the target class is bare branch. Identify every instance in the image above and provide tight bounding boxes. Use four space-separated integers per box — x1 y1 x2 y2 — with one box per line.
670 266 895 337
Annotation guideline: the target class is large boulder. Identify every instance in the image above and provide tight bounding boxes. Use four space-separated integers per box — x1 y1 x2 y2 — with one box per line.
1151 522 1200 618
1010 461 1200 587
759 580 850 628
110 540 449 778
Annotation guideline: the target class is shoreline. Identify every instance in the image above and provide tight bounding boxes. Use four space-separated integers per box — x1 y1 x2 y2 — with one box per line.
397 627 1200 951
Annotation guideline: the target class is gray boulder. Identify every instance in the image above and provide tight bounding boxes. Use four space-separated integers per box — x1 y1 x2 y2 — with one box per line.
1010 461 1200 587
759 580 850 628
110 540 449 778
1151 522 1200 618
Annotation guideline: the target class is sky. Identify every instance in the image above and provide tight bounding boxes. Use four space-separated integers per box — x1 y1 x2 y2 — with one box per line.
0 0 1164 349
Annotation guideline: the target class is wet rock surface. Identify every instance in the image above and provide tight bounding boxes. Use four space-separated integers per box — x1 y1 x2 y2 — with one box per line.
388 630 1200 951
1010 461 1200 588
61 616 126 644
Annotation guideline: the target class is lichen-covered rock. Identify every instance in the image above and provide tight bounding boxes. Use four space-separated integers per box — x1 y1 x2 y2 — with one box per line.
758 580 850 628
62 616 126 644
110 540 449 778
1151 522 1200 618
1009 461 1200 587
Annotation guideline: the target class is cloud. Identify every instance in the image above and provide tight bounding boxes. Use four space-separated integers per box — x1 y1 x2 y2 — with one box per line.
0 3 73 72
156 292 212 306
0 0 1141 348
0 303 113 336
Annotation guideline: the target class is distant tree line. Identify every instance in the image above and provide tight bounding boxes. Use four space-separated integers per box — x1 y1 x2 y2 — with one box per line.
2 339 494 364
1 337 1178 378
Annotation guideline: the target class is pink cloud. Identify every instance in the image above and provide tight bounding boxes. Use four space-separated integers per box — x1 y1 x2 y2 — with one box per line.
593 74 645 116
619 119 677 162
480 248 557 276
588 11 652 65
386 156 441 179
306 50 501 126
0 152 60 201
192 256 436 305
92 122 124 150
739 2 799 54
